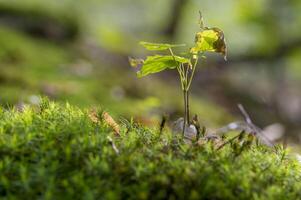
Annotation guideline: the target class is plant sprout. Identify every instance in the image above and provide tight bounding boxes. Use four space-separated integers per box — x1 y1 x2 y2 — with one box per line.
129 12 227 135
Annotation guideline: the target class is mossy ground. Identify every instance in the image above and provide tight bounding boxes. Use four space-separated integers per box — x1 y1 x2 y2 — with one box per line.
0 99 300 200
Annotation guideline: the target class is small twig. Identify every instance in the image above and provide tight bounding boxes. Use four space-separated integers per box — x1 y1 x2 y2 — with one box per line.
237 104 252 125
237 104 273 146
198 11 204 30
107 136 119 155
159 115 167 134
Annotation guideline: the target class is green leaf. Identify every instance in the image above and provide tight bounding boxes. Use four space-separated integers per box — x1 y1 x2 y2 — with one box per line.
191 27 227 60
137 55 190 77
140 41 185 51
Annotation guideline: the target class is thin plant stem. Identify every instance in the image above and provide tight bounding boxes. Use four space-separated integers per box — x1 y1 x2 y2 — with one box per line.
184 64 189 135
183 57 198 126
169 47 185 90
186 89 190 123
178 63 185 80
185 63 189 80
183 63 190 125
182 89 187 135
169 47 188 135
177 67 184 90
187 58 198 90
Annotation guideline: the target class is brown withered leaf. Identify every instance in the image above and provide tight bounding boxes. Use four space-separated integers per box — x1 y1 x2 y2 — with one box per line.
211 27 227 61
102 111 120 136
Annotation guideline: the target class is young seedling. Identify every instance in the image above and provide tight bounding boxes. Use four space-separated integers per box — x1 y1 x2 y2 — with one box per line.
129 12 227 135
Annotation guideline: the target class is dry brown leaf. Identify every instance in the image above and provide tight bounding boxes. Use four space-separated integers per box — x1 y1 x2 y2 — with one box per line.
102 112 120 136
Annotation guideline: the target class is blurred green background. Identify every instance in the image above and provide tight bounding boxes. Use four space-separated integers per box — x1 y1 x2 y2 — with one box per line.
1 0 301 143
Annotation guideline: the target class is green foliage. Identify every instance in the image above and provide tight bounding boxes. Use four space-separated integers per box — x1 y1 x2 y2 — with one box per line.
132 18 227 79
190 28 227 60
0 99 300 199
139 41 186 51
135 55 190 77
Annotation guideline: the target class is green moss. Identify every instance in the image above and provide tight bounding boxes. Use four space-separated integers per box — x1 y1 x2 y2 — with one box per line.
0 99 300 199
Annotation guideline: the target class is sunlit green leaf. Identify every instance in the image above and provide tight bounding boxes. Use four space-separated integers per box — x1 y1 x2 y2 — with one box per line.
140 41 185 51
191 27 227 60
137 55 190 77
172 55 190 64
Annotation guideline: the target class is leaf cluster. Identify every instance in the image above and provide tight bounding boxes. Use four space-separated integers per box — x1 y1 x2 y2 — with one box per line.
129 21 227 77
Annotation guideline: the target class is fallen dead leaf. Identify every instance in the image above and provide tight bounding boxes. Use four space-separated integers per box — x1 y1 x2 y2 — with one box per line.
102 111 120 136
